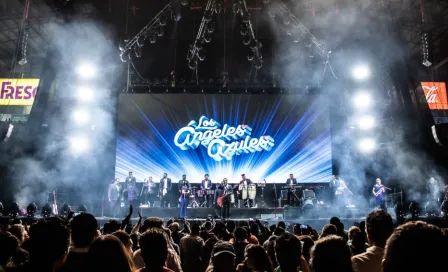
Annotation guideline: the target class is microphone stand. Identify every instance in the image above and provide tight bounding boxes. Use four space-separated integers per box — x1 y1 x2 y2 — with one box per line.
273 179 278 207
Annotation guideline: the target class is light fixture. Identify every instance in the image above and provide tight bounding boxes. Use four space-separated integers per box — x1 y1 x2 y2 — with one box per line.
27 202 37 217
352 65 370 81
76 63 96 79
72 109 90 125
69 136 90 154
358 115 375 130
353 92 372 109
77 87 94 102
358 138 376 153
42 203 52 217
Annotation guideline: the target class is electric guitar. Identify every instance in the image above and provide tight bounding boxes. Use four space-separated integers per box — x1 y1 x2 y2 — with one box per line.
217 188 232 208
52 191 58 215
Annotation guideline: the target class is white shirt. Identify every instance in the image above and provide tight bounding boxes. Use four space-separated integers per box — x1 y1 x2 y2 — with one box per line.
289 179 293 184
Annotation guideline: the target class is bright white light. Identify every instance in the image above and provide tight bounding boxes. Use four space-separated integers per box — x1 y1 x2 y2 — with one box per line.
353 92 372 109
69 136 90 154
359 138 376 153
358 115 375 130
76 63 96 79
352 65 370 80
72 109 90 125
77 87 94 102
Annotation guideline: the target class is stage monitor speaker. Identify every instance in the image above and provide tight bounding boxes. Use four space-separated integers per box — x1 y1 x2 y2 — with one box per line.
303 189 316 199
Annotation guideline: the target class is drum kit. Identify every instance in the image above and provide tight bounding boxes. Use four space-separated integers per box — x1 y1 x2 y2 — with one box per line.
188 186 215 208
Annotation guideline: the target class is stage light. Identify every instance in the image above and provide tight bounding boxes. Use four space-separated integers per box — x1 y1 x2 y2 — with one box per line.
42 203 52 217
9 202 20 217
181 0 189 6
352 65 370 80
72 109 90 125
441 200 448 217
353 92 372 108
358 115 375 130
27 202 37 216
394 203 405 222
77 87 93 102
0 202 3 215
78 204 88 213
233 2 240 14
69 136 90 154
60 203 71 217
409 201 420 218
358 138 376 153
76 63 96 79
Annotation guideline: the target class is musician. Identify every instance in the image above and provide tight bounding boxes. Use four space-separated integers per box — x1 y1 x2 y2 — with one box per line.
217 178 232 219
201 174 213 207
238 174 253 208
108 178 121 217
160 173 172 207
178 174 191 219
285 174 297 206
143 176 157 207
372 178 386 210
124 171 137 189
126 179 140 208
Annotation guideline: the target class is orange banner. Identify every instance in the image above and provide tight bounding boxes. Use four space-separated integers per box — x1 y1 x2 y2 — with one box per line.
421 82 448 110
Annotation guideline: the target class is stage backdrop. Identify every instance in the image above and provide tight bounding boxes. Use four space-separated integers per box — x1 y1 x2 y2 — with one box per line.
115 94 332 184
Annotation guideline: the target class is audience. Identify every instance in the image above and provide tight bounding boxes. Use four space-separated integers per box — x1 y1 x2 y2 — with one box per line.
87 234 135 272
2 206 448 272
179 223 205 272
352 210 393 272
382 221 446 272
311 235 352 272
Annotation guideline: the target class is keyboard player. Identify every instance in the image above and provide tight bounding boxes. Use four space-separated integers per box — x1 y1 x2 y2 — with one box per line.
286 174 297 206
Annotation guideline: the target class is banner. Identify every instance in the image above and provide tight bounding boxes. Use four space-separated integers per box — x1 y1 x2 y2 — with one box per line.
421 82 448 110
0 78 39 106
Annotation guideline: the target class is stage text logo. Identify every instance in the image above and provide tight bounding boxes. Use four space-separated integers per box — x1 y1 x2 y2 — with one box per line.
174 116 275 161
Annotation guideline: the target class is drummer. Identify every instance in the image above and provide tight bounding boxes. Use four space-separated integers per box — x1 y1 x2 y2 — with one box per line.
201 174 213 207
237 174 254 208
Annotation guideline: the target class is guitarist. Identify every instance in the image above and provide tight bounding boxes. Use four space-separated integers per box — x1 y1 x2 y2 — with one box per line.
372 178 386 210
216 178 232 219
286 174 297 206
178 174 191 219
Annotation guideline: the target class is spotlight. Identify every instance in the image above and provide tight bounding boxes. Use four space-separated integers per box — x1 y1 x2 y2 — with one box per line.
69 136 90 154
173 9 182 22
181 0 189 6
243 35 251 46
60 203 71 217
262 0 270 4
254 58 263 69
233 2 240 14
204 32 212 43
188 61 196 70
9 202 20 217
76 63 96 79
159 16 167 26
353 92 372 109
409 201 420 218
247 50 255 61
0 202 3 215
441 200 448 217
197 49 206 61
394 203 405 222
352 65 370 80
72 109 90 125
157 26 165 37
27 202 37 216
242 12 250 23
42 203 52 217
240 24 249 36
206 22 215 34
149 34 157 44
77 204 88 213
358 115 375 130
358 138 376 153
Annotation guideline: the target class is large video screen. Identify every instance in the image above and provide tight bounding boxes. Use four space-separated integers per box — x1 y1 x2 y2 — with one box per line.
115 94 332 184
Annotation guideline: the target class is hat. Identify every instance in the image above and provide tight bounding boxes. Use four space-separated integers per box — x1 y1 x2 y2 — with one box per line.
241 174 245 176
212 241 236 257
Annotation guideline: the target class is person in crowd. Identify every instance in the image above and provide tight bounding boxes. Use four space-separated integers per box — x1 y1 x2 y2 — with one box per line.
329 217 348 241
0 231 19 268
232 227 250 266
350 232 366 256
292 224 302 238
274 233 309 272
179 223 205 272
130 233 140 252
168 222 184 245
206 241 237 272
203 233 219 267
243 244 274 272
297 236 314 265
348 226 361 245
86 235 135 272
139 228 174 272
351 210 393 272
112 230 134 256
103 220 121 234
62 213 99 272
310 235 352 272
212 222 232 241
382 221 447 272
319 224 337 239
8 225 27 246
21 219 70 272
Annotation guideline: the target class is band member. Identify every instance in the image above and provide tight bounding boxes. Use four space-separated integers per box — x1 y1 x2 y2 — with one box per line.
372 178 386 210
178 174 191 219
124 171 137 189
286 174 297 206
238 174 253 208
427 177 441 202
126 179 139 208
217 178 232 219
108 178 121 217
201 174 213 207
160 173 172 207
143 176 157 207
